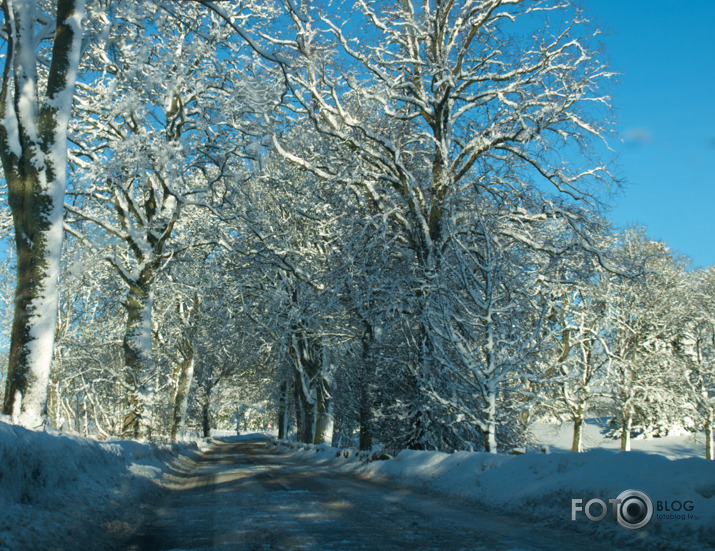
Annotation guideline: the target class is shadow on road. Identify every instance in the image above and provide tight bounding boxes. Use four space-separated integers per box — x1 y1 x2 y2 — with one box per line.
120 436 648 551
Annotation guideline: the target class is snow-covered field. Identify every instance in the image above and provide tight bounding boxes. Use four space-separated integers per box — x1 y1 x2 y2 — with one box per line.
1 416 713 550
529 417 708 459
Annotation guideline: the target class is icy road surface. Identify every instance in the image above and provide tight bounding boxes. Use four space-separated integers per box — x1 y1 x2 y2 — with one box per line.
122 436 612 551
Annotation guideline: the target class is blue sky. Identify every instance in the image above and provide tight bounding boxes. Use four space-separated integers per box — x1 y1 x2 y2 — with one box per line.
585 1 715 268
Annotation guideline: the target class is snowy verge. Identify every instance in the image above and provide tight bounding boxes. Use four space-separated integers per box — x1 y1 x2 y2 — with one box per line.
271 438 715 550
0 419 200 551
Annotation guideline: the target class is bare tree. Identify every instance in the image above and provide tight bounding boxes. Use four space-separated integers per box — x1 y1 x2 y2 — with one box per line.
260 0 614 448
605 230 689 451
547 253 612 452
677 267 715 459
64 1 276 437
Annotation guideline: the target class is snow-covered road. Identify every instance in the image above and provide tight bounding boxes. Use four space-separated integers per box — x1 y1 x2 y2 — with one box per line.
121 436 614 551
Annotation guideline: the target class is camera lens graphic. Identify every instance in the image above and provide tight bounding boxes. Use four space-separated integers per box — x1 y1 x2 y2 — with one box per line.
615 489 653 530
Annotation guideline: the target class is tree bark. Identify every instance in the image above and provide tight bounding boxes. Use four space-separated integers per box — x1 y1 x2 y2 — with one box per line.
277 380 289 439
121 264 156 438
620 406 633 452
0 0 85 428
359 396 373 451
293 364 314 443
291 331 330 444
572 411 584 453
170 356 194 442
483 391 498 454
705 408 714 461
482 315 499 454
313 378 332 444
201 398 211 438
358 320 374 451
170 293 199 442
403 320 428 450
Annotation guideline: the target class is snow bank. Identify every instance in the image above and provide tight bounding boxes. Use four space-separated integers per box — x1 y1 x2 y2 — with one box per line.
359 449 715 547
0 420 199 551
273 436 715 550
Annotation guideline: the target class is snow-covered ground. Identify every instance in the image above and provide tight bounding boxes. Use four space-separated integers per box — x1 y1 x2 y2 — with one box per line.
275 420 715 550
2 416 713 550
529 417 708 459
0 416 200 551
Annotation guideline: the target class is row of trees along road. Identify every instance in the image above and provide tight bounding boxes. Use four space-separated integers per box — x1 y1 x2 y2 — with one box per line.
0 1 713 458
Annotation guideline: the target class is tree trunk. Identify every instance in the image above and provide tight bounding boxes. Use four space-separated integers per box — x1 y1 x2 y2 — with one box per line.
0 0 85 428
121 264 156 438
49 374 62 429
483 390 498 454
293 366 315 443
400 130 448 450
170 356 194 442
403 322 428 450
482 318 499 454
620 407 633 452
201 399 211 438
3 225 62 427
291 332 329 444
169 292 199 442
277 381 289 439
81 397 89 436
358 320 374 451
572 401 586 453
705 408 714 461
358 387 373 451
313 378 332 444
572 413 584 453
